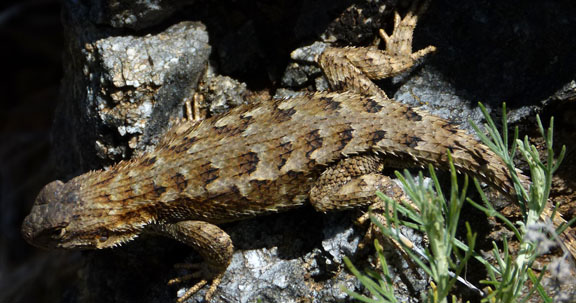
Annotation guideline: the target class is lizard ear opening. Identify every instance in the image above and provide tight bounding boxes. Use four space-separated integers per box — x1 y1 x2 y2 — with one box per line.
34 180 65 205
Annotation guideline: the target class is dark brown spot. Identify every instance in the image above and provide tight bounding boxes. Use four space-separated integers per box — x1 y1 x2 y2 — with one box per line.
153 182 167 195
116 206 155 223
363 98 384 113
287 170 304 179
172 173 188 191
403 107 422 121
173 144 189 153
170 136 198 153
92 175 115 187
240 114 254 123
371 130 387 145
403 135 423 148
141 156 156 167
358 179 369 188
238 114 255 130
452 141 489 167
442 121 459 134
249 179 269 190
319 96 341 111
214 125 233 135
229 185 241 194
277 141 293 169
199 163 220 184
96 192 112 204
304 129 323 158
272 106 297 123
214 115 253 136
186 136 198 144
336 126 354 151
238 152 260 175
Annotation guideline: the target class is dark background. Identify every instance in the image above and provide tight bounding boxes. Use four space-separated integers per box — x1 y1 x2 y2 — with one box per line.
0 0 63 297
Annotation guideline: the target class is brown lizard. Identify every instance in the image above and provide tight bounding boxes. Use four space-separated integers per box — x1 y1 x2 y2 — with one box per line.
20 0 576 301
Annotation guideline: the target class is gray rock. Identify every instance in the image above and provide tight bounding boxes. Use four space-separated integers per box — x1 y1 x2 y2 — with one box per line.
199 66 249 116
54 1 210 175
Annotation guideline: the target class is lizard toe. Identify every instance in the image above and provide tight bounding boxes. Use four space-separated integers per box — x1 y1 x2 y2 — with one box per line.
169 262 225 302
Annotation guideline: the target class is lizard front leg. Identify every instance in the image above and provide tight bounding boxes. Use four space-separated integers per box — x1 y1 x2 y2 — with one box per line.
310 154 404 212
309 154 411 255
153 220 233 302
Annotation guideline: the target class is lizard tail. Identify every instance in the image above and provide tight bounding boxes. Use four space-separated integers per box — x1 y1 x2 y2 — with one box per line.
377 106 576 260
440 130 576 260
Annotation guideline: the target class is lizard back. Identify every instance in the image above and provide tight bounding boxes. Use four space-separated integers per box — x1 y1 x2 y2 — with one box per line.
75 90 513 224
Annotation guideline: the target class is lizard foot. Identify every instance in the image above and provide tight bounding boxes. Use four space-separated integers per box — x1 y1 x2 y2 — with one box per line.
356 183 412 252
155 220 233 302
168 262 225 302
357 194 427 277
379 0 436 62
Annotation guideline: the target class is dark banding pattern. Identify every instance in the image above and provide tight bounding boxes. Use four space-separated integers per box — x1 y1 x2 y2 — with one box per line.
371 130 387 145
172 173 188 191
214 115 254 137
319 96 342 111
304 129 324 158
277 141 293 170
152 182 167 195
336 126 354 151
363 97 384 113
403 135 423 148
199 163 220 184
237 152 260 175
141 156 156 167
403 107 422 122
271 106 297 123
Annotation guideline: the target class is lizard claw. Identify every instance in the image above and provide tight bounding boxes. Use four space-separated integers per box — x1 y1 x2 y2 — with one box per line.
168 262 225 302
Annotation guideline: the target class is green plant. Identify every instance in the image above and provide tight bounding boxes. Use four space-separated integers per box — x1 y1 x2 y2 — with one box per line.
344 103 574 303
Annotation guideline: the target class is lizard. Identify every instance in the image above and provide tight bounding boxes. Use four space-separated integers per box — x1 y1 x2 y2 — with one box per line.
20 0 576 301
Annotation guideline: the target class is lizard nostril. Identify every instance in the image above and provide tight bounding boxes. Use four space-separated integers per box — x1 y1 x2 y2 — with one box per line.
21 217 35 243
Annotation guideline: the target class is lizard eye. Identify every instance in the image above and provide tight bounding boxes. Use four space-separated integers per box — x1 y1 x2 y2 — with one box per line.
98 231 109 243
47 227 66 239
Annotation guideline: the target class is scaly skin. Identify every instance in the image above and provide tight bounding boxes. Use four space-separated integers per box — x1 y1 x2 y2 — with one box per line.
21 1 576 301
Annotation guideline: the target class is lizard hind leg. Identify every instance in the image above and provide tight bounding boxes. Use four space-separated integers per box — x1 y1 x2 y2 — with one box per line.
154 220 234 302
317 0 435 98
379 0 435 60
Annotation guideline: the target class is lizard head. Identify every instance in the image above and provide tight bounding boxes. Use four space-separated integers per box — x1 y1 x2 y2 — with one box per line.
21 178 141 250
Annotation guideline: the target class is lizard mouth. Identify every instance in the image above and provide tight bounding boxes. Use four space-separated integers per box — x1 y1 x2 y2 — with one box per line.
21 212 68 249
20 216 35 245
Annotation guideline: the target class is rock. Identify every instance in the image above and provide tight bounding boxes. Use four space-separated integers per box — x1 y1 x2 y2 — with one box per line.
54 0 210 175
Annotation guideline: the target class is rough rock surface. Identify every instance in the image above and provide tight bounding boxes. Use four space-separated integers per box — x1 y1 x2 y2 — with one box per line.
54 1 211 175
